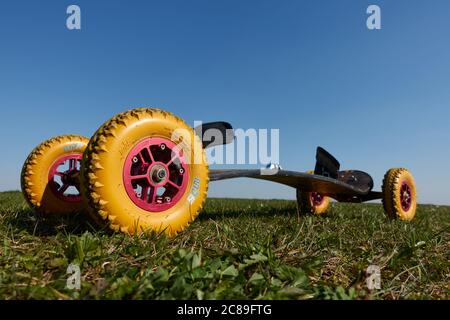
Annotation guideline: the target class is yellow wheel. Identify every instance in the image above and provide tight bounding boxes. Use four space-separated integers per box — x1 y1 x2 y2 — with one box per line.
21 135 89 214
296 170 330 215
382 168 417 221
81 108 209 236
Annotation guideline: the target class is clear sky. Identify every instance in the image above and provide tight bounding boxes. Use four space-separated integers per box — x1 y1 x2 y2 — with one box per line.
1 0 449 204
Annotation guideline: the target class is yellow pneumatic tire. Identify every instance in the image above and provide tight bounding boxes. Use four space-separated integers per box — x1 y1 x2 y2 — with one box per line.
21 135 89 214
382 168 417 221
81 108 209 236
297 170 330 215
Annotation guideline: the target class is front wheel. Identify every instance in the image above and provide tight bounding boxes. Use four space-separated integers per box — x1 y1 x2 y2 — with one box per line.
81 108 209 236
21 135 89 214
382 168 417 221
296 170 331 215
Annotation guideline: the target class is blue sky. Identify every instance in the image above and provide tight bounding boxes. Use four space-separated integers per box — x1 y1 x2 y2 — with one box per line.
1 0 449 204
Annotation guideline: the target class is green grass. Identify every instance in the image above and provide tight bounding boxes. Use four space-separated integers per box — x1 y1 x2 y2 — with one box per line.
0 191 448 300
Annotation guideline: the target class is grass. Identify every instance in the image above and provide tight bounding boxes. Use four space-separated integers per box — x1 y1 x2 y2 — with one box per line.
0 190 448 300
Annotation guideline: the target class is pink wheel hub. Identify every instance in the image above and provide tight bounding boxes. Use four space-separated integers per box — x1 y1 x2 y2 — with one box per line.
123 137 189 212
310 192 324 206
48 154 83 202
400 182 412 211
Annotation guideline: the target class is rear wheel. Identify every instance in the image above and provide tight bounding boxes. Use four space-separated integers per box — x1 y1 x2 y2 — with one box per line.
297 170 330 215
81 108 209 236
382 168 417 221
21 135 89 214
